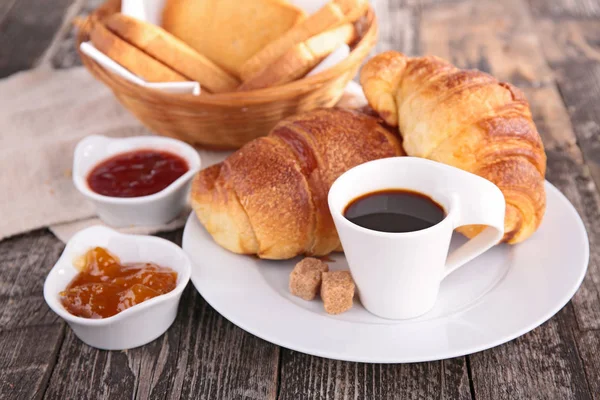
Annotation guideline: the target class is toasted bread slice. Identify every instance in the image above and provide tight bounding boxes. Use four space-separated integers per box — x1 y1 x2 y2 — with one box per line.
239 0 368 81
238 23 356 91
161 0 306 77
90 21 187 82
105 13 240 93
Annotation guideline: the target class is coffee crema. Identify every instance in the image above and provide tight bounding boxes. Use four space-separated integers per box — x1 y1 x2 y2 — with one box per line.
343 189 445 233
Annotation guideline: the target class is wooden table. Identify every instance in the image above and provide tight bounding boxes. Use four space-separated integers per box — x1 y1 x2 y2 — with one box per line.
1 0 599 398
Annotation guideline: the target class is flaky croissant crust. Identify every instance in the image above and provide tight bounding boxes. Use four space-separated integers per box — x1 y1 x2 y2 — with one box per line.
191 108 404 259
360 51 546 243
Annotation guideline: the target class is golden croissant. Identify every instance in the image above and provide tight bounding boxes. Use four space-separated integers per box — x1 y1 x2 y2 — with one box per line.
191 108 404 259
360 51 546 243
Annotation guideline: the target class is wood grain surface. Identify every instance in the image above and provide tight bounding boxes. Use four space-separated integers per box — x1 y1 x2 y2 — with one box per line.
0 0 75 77
1 0 599 399
278 352 472 400
0 231 66 400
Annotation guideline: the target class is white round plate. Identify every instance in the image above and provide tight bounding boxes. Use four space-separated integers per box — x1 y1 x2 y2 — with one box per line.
182 182 589 363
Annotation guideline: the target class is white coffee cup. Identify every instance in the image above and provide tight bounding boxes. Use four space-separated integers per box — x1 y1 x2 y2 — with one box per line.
328 157 506 320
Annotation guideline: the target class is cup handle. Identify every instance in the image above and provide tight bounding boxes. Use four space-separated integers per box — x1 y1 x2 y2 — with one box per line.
442 175 506 279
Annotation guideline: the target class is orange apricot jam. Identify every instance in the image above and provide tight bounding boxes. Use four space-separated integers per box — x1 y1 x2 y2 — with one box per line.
60 247 177 319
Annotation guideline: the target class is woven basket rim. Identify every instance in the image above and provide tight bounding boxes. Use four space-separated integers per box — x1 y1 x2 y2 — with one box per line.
77 4 378 106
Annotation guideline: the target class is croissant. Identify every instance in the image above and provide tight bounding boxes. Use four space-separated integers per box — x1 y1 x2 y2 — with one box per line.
191 108 404 259
360 51 546 243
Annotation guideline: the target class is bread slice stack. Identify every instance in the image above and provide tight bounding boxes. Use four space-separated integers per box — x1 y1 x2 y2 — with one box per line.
90 14 240 93
86 0 370 93
105 14 240 92
90 20 188 83
238 23 357 91
239 0 369 85
161 0 307 77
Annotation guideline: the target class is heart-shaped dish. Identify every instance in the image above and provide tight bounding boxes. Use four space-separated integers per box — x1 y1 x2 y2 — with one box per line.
44 225 191 350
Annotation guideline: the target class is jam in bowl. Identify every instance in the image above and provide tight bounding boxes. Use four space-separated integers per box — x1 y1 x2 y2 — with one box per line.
44 226 192 350
87 149 189 198
61 246 178 319
72 135 201 227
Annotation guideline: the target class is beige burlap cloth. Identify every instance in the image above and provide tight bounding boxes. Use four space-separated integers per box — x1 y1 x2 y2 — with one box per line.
0 66 366 243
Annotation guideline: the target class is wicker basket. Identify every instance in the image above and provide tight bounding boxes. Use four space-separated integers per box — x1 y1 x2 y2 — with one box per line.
77 0 378 149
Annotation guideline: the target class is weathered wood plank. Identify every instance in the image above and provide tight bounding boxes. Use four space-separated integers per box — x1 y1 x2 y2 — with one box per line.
0 230 67 400
524 7 600 331
553 62 600 200
49 0 105 70
527 15 600 189
527 0 600 18
0 0 75 78
519 83 600 330
372 0 418 55
470 305 592 399
43 230 280 400
575 330 600 399
545 147 600 330
0 231 65 330
174 290 279 400
43 328 139 400
420 0 554 87
534 18 600 66
0 324 65 400
278 351 471 400
0 230 65 328
520 85 579 153
528 16 600 190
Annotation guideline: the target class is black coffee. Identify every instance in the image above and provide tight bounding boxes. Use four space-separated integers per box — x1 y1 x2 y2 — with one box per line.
343 189 445 233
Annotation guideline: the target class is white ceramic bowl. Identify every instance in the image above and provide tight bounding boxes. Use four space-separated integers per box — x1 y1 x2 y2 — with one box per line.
43 225 192 350
73 135 201 227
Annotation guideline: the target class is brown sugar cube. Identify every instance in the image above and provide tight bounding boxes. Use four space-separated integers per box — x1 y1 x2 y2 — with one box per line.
321 270 355 315
289 257 329 301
